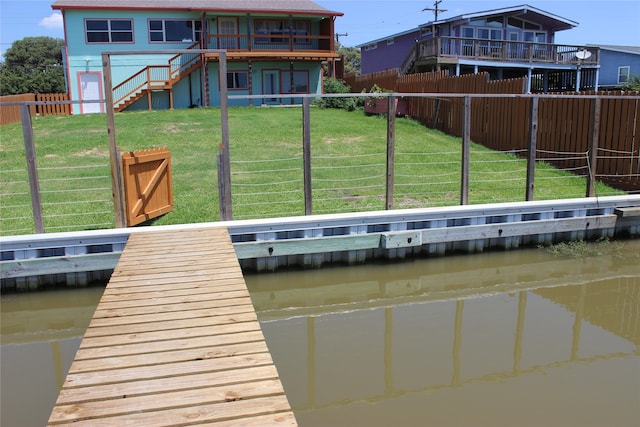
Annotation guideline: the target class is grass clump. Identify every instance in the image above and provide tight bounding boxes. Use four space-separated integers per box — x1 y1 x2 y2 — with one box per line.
543 238 624 258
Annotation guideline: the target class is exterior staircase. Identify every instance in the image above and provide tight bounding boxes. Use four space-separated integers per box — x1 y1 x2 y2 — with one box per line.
113 42 202 111
399 44 418 75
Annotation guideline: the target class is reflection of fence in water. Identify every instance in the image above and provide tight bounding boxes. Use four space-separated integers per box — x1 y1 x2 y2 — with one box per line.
255 261 639 412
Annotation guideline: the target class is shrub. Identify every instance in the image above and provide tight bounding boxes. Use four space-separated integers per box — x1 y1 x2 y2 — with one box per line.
315 77 358 111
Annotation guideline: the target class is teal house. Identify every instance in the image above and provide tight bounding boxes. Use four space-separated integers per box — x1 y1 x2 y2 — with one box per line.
51 0 342 114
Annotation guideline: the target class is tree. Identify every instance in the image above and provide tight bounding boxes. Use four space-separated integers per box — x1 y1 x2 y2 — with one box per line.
336 42 361 75
0 36 66 95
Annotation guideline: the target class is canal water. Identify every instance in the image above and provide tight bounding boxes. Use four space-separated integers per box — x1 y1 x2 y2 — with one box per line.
2 240 639 426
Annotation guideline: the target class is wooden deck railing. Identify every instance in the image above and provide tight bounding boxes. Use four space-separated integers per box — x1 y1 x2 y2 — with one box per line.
401 37 599 74
206 33 333 53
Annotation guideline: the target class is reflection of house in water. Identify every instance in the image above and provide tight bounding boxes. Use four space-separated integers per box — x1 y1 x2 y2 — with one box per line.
248 247 639 425
535 278 640 347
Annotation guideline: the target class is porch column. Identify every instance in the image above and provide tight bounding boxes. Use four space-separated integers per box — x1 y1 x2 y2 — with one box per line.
594 68 600 91
456 63 460 76
473 64 478 74
576 68 581 93
526 68 532 93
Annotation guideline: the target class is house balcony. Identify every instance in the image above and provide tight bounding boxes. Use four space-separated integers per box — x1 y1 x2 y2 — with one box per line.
204 33 339 61
401 37 600 74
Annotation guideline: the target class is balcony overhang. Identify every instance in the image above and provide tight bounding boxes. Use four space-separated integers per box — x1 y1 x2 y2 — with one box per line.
205 51 340 61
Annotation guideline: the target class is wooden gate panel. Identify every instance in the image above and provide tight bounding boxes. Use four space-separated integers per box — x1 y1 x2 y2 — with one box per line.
121 148 173 226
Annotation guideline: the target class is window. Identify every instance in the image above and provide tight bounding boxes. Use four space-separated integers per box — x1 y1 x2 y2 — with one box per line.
149 19 202 42
254 19 310 44
281 71 309 94
86 19 133 43
387 38 395 46
364 43 377 51
618 66 631 84
227 71 249 90
461 27 474 56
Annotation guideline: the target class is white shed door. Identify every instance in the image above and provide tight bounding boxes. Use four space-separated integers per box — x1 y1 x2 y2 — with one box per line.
79 72 103 114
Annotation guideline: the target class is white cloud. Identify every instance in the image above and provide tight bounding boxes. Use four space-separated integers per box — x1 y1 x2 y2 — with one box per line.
39 13 63 30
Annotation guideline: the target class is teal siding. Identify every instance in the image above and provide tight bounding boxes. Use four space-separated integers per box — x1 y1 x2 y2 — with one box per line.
208 61 322 107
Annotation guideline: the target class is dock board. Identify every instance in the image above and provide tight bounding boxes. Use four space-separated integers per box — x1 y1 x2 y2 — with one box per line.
47 226 297 426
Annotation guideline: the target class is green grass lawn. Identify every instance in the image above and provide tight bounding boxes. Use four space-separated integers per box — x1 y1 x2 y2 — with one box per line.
0 107 624 236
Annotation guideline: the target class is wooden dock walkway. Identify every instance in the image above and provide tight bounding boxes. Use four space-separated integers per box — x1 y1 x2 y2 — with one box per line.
47 226 297 426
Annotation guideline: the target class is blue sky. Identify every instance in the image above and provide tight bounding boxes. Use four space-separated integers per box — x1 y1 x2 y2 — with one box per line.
1 0 639 58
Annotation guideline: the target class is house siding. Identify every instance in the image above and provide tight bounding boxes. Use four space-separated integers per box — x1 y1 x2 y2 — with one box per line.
598 49 640 88
358 5 588 93
361 31 419 74
58 4 337 113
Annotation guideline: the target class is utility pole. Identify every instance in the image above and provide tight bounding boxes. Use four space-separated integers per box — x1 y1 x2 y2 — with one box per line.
422 0 447 21
335 32 348 44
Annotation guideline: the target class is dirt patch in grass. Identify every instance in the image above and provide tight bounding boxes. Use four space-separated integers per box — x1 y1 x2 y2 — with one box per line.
74 147 109 157
323 136 366 145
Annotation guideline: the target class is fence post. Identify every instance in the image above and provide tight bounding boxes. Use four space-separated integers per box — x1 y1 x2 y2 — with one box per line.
218 52 233 220
460 96 471 205
526 97 539 201
303 97 312 215
432 98 441 129
102 53 126 228
20 104 44 233
586 97 601 197
217 154 231 220
386 95 396 210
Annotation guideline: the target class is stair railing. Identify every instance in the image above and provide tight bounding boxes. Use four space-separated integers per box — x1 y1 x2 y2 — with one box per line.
112 41 202 110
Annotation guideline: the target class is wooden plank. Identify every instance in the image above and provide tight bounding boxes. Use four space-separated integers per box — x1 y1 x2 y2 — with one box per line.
69 341 271 373
87 304 256 328
234 233 381 259
74 331 268 360
48 226 296 426
62 352 276 388
420 215 617 244
57 365 280 405
615 207 640 217
78 320 262 349
49 379 288 423
50 395 294 427
1 252 120 279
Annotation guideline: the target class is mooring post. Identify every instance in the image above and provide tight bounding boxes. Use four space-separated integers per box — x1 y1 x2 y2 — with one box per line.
386 94 396 210
460 96 471 205
20 104 44 233
526 97 539 201
586 97 601 197
303 97 312 215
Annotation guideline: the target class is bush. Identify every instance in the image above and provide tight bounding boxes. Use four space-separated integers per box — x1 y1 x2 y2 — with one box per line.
315 78 358 111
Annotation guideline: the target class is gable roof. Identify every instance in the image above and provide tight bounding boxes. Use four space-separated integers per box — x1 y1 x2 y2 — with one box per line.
358 4 577 48
590 45 640 56
425 4 577 31
51 0 342 17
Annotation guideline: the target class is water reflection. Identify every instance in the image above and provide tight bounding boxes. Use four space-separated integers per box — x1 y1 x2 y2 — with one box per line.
1 287 104 427
246 242 640 427
1 242 638 427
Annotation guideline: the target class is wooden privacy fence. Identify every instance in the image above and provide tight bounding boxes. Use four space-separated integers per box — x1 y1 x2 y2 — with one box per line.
0 93 70 125
346 71 639 191
121 148 174 227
